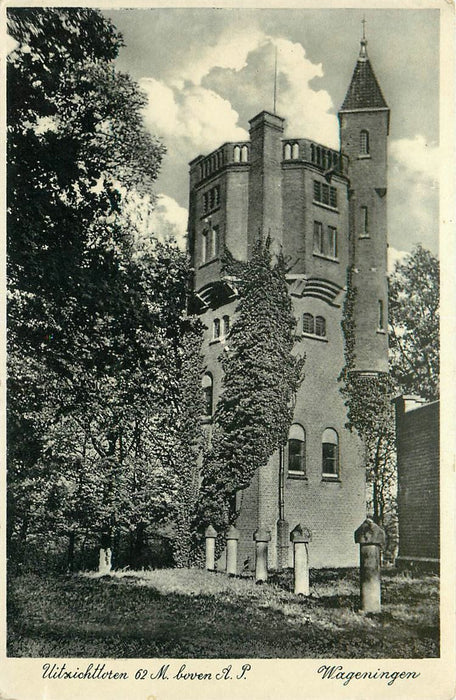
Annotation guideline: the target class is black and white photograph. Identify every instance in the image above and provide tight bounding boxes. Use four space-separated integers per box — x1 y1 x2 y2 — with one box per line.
2 1 454 699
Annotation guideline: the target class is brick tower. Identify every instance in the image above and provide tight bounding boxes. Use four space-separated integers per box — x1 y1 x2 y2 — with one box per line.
188 33 389 570
339 33 389 373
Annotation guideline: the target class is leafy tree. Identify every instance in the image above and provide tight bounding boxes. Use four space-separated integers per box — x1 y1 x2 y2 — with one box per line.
389 245 439 401
7 8 203 570
197 238 305 548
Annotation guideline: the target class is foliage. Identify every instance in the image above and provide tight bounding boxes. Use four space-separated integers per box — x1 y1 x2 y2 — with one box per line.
171 319 206 567
389 245 439 401
7 8 203 571
197 238 305 542
339 267 397 556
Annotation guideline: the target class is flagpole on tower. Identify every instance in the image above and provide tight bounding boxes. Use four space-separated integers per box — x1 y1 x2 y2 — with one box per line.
273 44 278 114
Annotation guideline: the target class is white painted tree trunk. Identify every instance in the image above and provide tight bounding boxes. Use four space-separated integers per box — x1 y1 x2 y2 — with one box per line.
98 547 112 574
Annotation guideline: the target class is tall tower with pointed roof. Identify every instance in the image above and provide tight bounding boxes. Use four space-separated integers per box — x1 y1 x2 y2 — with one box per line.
339 31 389 373
187 29 391 571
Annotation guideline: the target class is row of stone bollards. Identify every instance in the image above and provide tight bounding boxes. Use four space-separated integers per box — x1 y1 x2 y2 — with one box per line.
205 518 386 613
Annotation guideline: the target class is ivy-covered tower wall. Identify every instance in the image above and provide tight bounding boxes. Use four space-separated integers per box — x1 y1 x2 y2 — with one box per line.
188 36 389 570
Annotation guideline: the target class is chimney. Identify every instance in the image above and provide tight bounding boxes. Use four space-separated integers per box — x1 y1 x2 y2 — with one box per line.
247 111 284 257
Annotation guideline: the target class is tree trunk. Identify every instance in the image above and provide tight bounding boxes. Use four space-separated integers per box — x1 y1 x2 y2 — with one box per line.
67 531 75 572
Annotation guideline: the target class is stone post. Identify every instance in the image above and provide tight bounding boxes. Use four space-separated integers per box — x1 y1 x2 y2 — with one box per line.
205 525 217 571
253 528 271 583
98 548 112 575
226 525 240 576
354 518 386 613
290 524 312 595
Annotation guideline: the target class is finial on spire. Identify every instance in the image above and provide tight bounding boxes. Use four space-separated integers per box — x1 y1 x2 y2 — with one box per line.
359 16 368 61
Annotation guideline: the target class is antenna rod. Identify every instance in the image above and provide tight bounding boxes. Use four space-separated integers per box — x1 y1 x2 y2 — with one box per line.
273 45 278 114
362 15 366 40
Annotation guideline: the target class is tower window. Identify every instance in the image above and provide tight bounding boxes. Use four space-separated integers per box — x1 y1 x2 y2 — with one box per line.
288 424 306 475
303 313 314 334
223 315 230 337
327 226 338 258
378 300 384 330
313 180 337 209
292 143 299 159
361 206 369 236
321 183 330 206
315 316 326 337
203 185 220 215
210 225 219 259
202 229 208 264
313 221 324 255
213 318 221 340
241 145 249 162
322 428 339 478
360 130 370 156
202 373 213 417
284 143 292 160
233 145 241 162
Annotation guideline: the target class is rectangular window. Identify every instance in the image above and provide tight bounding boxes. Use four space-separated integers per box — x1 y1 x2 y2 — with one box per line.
203 192 208 215
322 443 338 475
328 227 337 258
202 230 208 263
321 183 330 205
378 300 384 330
211 225 219 259
313 221 324 254
313 180 337 209
361 206 369 236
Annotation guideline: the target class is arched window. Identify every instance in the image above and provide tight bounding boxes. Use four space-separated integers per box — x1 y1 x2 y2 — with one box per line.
213 318 220 340
223 315 230 337
303 313 314 335
284 143 292 160
202 373 213 417
360 130 369 155
292 143 299 159
241 145 249 162
322 428 339 477
233 145 241 162
288 424 306 474
315 316 326 337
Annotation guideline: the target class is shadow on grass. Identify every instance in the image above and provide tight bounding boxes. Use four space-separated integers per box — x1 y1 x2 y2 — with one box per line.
7 570 439 659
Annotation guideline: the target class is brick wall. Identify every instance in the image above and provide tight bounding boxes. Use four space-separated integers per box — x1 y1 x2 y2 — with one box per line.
395 397 439 565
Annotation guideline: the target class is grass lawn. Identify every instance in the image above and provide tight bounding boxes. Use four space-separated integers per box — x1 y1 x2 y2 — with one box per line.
7 567 439 658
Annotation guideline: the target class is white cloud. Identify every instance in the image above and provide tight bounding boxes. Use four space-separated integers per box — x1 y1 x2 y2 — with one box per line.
140 78 248 156
175 27 266 87
387 246 408 274
390 135 439 184
149 194 188 251
388 135 439 254
272 37 338 148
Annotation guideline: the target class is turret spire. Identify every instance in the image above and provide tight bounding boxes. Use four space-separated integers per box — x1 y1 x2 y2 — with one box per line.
359 17 368 61
339 29 388 112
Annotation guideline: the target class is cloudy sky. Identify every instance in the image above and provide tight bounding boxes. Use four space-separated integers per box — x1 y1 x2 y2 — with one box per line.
104 8 440 264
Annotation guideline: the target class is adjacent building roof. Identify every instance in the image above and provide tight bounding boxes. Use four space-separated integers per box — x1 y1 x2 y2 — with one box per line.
340 39 389 112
